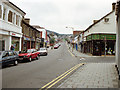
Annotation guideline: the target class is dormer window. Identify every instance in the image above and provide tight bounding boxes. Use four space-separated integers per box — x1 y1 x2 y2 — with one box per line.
104 18 109 22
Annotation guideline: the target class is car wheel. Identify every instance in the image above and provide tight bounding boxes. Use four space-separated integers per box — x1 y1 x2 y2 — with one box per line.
36 55 39 60
29 57 32 62
14 60 18 66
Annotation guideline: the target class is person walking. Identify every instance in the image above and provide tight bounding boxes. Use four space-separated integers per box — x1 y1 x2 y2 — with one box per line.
10 45 15 51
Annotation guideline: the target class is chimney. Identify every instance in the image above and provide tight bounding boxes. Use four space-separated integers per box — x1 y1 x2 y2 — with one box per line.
24 18 30 24
112 3 116 11
93 20 98 23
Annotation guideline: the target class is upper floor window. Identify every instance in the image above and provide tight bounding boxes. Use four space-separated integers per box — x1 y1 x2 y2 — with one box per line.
8 10 13 23
16 15 20 26
104 18 109 22
13 13 15 24
0 5 2 19
3 8 6 20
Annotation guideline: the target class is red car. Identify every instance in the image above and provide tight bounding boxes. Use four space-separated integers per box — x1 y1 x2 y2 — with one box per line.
19 49 40 62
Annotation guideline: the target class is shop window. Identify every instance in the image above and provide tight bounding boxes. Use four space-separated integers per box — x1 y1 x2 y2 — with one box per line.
0 5 2 19
8 10 13 23
3 8 6 20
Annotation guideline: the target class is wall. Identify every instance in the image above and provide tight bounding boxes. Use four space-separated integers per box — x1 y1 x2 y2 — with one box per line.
84 11 116 37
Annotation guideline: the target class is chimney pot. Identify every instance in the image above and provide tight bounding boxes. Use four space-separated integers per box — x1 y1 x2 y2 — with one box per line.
112 3 116 11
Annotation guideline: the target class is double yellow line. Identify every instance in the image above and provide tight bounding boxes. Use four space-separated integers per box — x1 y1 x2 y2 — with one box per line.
68 50 74 57
41 63 84 89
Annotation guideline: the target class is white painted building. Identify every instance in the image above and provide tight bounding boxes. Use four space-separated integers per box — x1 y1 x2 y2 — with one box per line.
82 3 116 55
115 0 120 79
0 0 25 51
84 11 116 37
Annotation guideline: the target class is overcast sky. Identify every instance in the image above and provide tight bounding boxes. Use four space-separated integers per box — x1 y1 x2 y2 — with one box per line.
10 0 116 34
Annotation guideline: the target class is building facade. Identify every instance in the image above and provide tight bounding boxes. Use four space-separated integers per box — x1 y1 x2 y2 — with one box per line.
21 19 41 51
33 26 47 47
0 0 25 51
115 0 120 79
83 3 116 56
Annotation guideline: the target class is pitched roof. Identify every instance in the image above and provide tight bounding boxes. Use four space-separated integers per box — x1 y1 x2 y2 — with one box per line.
5 0 26 15
84 11 114 32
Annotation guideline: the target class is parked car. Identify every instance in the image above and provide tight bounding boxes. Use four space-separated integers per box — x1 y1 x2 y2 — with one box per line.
0 51 19 67
54 44 59 49
19 49 40 62
37 48 48 56
58 43 61 46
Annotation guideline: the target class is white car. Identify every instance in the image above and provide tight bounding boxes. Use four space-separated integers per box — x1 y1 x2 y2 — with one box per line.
38 48 48 56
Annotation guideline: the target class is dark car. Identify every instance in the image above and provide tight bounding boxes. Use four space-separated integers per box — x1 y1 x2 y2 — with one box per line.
0 51 19 67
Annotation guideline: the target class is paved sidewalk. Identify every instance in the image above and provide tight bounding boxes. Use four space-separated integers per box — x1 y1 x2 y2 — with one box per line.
58 63 119 88
70 48 92 57
69 47 115 58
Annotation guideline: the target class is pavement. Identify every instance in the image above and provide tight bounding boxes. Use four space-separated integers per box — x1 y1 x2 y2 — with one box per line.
69 47 115 58
57 43 119 88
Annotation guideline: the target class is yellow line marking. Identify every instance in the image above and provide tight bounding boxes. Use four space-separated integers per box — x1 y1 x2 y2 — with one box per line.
47 63 84 88
41 63 84 89
68 50 74 57
41 64 79 88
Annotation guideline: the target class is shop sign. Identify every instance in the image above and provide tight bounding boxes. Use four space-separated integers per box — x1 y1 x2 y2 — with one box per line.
100 35 116 40
92 34 99 40
12 33 16 36
86 35 92 41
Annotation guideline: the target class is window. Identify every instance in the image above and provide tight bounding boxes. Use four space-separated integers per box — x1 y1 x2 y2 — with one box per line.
13 13 15 24
9 51 13 56
0 5 2 19
2 52 9 58
3 8 6 20
104 18 109 22
8 10 13 22
16 15 19 26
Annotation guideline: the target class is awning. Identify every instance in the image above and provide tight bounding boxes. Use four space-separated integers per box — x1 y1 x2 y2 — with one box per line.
24 37 30 41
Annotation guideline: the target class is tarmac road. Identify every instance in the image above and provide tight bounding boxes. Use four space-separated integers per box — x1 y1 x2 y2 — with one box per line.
2 42 79 88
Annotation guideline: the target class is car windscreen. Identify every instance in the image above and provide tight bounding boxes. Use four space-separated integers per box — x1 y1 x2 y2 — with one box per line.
40 48 46 51
19 51 27 54
27 49 32 53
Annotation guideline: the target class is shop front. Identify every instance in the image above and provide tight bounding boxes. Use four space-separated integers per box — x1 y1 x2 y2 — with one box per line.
22 36 30 51
36 38 41 50
12 36 20 51
86 34 116 56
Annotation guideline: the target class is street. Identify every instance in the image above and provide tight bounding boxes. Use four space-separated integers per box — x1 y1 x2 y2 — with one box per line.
2 42 116 88
2 42 80 88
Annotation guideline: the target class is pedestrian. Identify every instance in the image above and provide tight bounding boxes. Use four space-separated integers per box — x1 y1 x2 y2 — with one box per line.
10 45 15 51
